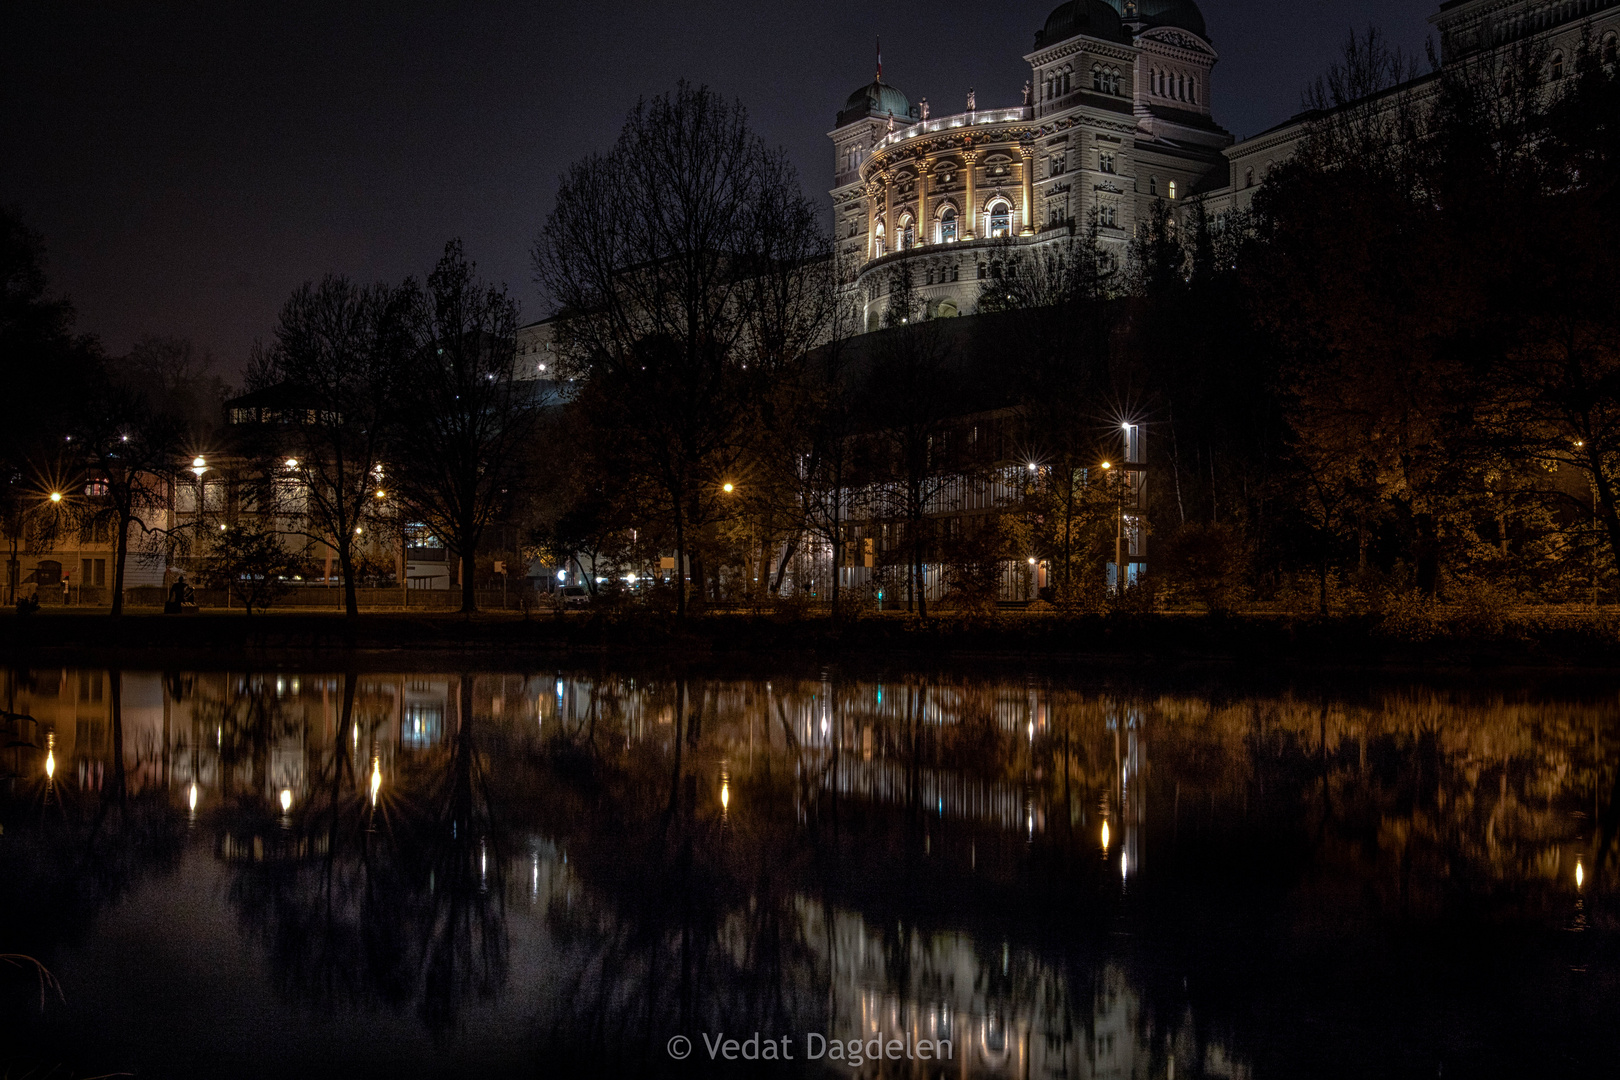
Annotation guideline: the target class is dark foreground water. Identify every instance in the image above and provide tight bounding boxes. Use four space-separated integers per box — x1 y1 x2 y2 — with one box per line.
1 666 1617 1079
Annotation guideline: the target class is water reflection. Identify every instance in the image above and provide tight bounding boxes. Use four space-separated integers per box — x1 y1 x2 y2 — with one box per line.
3 668 1619 1077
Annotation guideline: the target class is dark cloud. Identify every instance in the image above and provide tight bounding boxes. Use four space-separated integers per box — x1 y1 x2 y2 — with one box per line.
0 2 1433 379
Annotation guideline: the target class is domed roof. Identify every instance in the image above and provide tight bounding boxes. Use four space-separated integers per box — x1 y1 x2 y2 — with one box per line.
841 80 916 123
1034 0 1129 49
1104 0 1207 40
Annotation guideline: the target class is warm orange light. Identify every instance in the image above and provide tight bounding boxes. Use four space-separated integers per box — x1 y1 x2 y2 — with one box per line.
1100 461 1111 470
279 788 293 812
722 483 735 494
1101 820 1110 850
49 492 63 503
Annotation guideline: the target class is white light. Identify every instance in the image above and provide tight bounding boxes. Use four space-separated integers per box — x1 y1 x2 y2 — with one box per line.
1027 462 1037 472
1121 851 1129 879
556 569 567 581
188 783 198 811
1122 422 1132 430
279 788 292 812
284 458 299 468
721 782 731 810
1577 860 1585 889
44 749 55 779
370 756 381 806
1101 821 1110 850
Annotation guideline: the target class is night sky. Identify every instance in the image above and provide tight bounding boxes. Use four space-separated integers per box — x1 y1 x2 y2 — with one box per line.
3 1 1431 380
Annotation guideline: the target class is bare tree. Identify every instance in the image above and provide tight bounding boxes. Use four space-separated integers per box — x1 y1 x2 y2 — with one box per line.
392 240 545 614
533 82 832 617
74 337 223 615
863 264 963 619
253 276 407 617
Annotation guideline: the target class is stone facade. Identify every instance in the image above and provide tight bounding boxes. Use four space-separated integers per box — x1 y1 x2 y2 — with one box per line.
836 0 1620 328
831 1 1231 330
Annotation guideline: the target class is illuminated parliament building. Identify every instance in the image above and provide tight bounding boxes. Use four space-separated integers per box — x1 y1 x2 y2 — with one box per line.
830 0 1620 330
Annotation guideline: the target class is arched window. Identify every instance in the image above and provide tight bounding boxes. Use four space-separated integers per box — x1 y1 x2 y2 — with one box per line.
1149 176 1158 196
899 214 916 250
1189 77 1198 105
874 221 886 257
1551 52 1565 80
1604 33 1618 66
1062 66 1072 95
1168 180 1177 200
988 200 1012 238
1245 167 1255 188
939 205 958 243
1109 67 1122 95
1093 65 1104 92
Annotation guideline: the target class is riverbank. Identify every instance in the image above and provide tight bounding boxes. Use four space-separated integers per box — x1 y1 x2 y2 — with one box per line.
3 606 1618 670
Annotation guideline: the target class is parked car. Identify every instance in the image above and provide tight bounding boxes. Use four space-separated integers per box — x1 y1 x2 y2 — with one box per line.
557 585 590 608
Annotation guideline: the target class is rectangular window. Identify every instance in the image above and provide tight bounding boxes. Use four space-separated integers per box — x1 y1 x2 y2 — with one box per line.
1100 152 1115 174
95 559 106 585
82 558 93 584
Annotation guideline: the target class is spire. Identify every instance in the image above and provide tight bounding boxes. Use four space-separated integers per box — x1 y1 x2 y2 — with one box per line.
876 38 882 84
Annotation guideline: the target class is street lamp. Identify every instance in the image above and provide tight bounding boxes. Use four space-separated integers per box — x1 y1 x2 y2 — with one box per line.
722 482 735 494
48 491 63 503
1101 461 1124 595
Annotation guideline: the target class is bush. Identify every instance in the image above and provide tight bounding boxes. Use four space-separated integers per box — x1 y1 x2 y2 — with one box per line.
1158 522 1247 612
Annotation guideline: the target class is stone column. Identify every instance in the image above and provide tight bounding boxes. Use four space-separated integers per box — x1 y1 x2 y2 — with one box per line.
1019 146 1036 235
881 171 894 255
917 157 929 246
865 181 880 262
961 149 978 240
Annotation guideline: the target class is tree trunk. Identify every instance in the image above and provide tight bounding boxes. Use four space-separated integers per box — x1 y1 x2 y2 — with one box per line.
672 501 687 620
772 537 799 594
338 541 359 617
459 524 478 614
912 516 928 621
689 550 707 609
110 512 131 617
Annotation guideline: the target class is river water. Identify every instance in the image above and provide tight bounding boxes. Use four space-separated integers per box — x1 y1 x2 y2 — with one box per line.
1 666 1616 1078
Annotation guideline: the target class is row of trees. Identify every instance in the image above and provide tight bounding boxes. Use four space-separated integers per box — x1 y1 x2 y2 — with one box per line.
8 30 1618 620
962 27 1620 614
1 228 542 616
